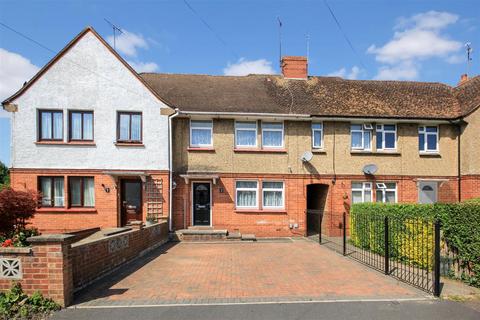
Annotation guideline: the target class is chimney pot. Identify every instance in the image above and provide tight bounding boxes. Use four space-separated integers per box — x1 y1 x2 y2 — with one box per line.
281 56 308 79
459 74 469 85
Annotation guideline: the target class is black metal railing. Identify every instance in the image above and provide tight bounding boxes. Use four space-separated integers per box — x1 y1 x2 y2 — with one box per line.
318 212 441 296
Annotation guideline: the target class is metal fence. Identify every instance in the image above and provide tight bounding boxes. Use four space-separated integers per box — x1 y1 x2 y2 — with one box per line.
317 212 441 296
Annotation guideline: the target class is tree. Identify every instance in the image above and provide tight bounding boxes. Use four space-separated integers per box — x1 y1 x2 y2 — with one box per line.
0 161 9 188
0 188 38 235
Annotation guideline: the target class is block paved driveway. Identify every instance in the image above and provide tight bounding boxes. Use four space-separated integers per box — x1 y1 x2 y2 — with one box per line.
73 239 428 307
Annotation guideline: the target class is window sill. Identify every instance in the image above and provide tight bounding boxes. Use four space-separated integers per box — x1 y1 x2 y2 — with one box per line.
419 152 441 157
35 141 96 146
187 147 215 151
312 149 326 154
36 208 97 214
114 142 145 147
233 148 287 153
350 150 401 155
235 209 287 214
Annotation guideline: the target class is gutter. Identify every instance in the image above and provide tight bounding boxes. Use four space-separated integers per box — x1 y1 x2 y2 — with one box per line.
168 108 180 232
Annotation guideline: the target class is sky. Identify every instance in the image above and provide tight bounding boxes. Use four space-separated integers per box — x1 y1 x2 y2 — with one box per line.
0 0 479 166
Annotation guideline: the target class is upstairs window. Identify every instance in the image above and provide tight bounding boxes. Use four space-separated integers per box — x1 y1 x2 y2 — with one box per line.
39 177 64 207
312 122 323 149
235 121 257 148
118 112 142 143
351 182 372 203
236 181 258 208
39 110 63 141
262 122 284 148
351 124 372 151
262 181 284 208
190 120 213 147
375 182 397 203
376 124 396 150
418 126 438 153
69 111 93 141
69 177 95 207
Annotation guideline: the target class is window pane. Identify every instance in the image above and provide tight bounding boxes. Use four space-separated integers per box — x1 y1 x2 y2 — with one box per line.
263 191 283 207
364 131 371 149
41 112 52 139
83 113 93 140
70 178 81 206
352 191 363 203
237 191 256 207
385 132 395 148
236 181 257 189
313 130 322 147
71 113 82 140
131 114 141 141
419 133 425 151
427 134 437 150
376 190 384 203
40 178 52 206
351 182 362 189
236 121 256 129
191 120 212 128
263 182 283 189
262 122 283 130
364 190 372 202
426 126 437 133
312 123 322 130
263 130 282 147
351 132 362 148
376 131 383 149
53 177 64 207
83 178 95 206
119 114 130 140
384 124 396 131
236 130 256 146
53 112 63 139
191 128 212 145
385 191 396 203
351 124 362 131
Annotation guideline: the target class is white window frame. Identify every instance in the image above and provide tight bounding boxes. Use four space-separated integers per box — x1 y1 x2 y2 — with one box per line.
189 119 213 148
235 121 258 148
311 122 324 149
375 182 397 203
351 182 373 203
261 121 284 148
351 123 372 151
262 181 285 209
376 124 397 151
418 125 439 153
235 180 259 209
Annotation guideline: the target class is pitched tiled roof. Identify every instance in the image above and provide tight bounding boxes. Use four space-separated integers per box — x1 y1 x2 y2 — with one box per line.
141 73 471 120
455 76 480 116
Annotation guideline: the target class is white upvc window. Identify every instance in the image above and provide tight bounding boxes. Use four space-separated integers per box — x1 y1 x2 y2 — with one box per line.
351 182 372 203
312 122 323 149
375 182 397 203
376 124 397 150
190 120 213 147
351 123 372 151
235 121 257 148
235 181 258 208
418 125 439 153
262 181 284 209
262 122 284 148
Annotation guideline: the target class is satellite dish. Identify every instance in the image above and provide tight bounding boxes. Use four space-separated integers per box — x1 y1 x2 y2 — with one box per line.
363 164 378 175
300 151 313 162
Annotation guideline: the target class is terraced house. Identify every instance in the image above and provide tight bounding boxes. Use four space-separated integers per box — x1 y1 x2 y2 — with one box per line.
3 27 480 238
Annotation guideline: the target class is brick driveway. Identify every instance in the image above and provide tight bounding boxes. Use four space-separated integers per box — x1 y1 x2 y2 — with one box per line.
74 239 428 307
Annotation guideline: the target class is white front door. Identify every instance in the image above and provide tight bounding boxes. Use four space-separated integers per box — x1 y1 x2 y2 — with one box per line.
418 181 438 204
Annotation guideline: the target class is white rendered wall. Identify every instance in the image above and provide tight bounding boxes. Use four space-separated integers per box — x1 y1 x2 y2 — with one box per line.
10 31 170 170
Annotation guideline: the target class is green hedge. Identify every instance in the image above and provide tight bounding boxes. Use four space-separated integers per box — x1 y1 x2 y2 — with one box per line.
350 202 480 287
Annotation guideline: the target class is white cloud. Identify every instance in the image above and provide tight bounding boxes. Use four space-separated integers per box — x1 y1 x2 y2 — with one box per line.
223 58 275 76
445 54 464 64
0 48 40 118
107 30 148 57
327 66 362 80
368 11 463 80
127 60 159 73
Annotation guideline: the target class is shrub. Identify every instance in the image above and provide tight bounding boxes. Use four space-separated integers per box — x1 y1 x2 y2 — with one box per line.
0 162 9 190
0 282 60 320
0 188 38 236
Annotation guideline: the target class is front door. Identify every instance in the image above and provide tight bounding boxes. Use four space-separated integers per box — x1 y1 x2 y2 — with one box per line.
418 181 438 204
193 182 211 226
120 179 143 226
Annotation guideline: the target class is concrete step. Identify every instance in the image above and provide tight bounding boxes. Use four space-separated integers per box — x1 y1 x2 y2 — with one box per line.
241 234 256 241
226 232 242 240
175 229 228 242
187 226 214 230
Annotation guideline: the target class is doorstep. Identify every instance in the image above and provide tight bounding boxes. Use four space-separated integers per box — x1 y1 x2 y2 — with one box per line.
171 228 228 242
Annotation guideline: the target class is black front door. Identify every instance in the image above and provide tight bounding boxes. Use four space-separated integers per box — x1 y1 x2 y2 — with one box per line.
193 182 211 226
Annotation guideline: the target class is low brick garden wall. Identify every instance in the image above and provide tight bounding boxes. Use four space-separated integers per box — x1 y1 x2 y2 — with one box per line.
0 221 168 306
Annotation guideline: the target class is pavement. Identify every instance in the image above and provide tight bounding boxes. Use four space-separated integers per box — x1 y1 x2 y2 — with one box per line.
73 239 427 307
53 300 480 320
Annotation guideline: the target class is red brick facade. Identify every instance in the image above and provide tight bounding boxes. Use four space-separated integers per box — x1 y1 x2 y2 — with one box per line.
172 173 460 237
460 175 480 201
9 169 169 233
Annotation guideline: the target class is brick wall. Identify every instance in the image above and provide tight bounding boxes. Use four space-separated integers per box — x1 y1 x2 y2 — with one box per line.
172 173 459 237
9 169 169 233
460 175 480 201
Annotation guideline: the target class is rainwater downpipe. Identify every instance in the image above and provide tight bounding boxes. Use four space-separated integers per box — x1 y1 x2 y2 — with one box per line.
168 108 180 232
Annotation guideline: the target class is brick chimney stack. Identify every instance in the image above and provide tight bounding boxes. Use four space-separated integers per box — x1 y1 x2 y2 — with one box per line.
281 56 308 79
459 74 469 85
